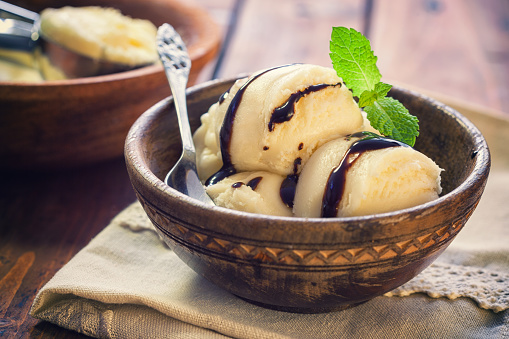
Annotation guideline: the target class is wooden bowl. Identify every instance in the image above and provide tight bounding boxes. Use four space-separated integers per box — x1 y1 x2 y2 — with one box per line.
0 0 220 170
125 77 491 313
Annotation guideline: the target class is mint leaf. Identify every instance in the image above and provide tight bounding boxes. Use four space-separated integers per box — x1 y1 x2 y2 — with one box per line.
364 97 419 146
375 82 392 98
358 82 392 107
358 89 377 107
330 27 420 146
330 27 381 97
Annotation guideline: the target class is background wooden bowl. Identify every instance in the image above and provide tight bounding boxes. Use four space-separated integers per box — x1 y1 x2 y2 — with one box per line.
125 77 490 313
0 0 220 170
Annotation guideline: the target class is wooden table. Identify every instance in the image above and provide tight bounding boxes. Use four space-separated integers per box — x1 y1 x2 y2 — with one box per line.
1 0 508 337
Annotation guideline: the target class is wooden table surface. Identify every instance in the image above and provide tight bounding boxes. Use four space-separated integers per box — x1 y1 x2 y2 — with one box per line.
1 0 508 337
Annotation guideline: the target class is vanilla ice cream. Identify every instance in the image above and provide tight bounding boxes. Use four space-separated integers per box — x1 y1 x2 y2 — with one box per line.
293 133 442 217
194 64 443 217
194 64 370 182
206 171 293 217
40 6 158 66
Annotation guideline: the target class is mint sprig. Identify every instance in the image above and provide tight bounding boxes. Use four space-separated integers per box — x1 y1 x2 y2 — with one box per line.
330 27 419 146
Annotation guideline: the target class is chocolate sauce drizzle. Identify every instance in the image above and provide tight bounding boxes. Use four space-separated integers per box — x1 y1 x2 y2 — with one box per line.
231 182 243 188
268 83 341 132
278 157 303 208
321 132 409 218
280 174 298 208
247 176 263 190
293 157 302 174
205 64 296 186
218 90 229 104
231 176 263 190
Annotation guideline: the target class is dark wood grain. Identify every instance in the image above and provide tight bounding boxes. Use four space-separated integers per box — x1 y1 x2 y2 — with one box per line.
215 0 366 77
0 158 136 338
198 0 509 114
370 0 509 112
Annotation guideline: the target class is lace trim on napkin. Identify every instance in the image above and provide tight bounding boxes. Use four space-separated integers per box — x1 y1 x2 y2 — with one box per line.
117 202 508 313
385 262 509 313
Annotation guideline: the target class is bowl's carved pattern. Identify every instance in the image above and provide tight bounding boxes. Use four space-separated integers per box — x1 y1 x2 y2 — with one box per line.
137 194 471 266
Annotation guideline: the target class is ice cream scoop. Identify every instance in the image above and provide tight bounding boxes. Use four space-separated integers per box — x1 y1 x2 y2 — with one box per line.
194 64 370 183
293 132 443 218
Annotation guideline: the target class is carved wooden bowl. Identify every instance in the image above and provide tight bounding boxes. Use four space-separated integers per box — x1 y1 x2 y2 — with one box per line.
125 77 490 313
0 0 220 170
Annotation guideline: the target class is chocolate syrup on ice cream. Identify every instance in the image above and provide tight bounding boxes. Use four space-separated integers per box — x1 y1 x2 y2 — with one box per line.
206 64 340 187
321 132 408 218
268 83 341 132
206 64 295 186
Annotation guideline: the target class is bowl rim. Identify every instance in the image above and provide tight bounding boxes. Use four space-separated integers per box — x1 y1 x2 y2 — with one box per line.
0 0 220 87
126 76 491 227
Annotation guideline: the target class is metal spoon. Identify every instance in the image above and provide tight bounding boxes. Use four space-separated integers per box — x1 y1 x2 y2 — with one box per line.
0 1 149 78
156 23 214 205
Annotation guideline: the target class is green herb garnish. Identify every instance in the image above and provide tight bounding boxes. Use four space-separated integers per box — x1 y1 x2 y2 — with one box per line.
330 27 419 146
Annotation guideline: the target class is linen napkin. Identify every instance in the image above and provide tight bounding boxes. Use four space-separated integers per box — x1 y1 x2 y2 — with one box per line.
30 170 509 338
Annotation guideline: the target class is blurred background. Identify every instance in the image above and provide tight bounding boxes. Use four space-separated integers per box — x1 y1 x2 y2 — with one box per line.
195 0 509 116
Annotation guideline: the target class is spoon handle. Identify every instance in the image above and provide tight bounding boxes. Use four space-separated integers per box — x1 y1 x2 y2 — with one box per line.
156 24 194 154
156 23 214 205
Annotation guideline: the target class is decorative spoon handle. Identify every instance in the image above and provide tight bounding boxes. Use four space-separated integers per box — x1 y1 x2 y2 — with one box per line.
156 23 214 205
157 23 194 153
